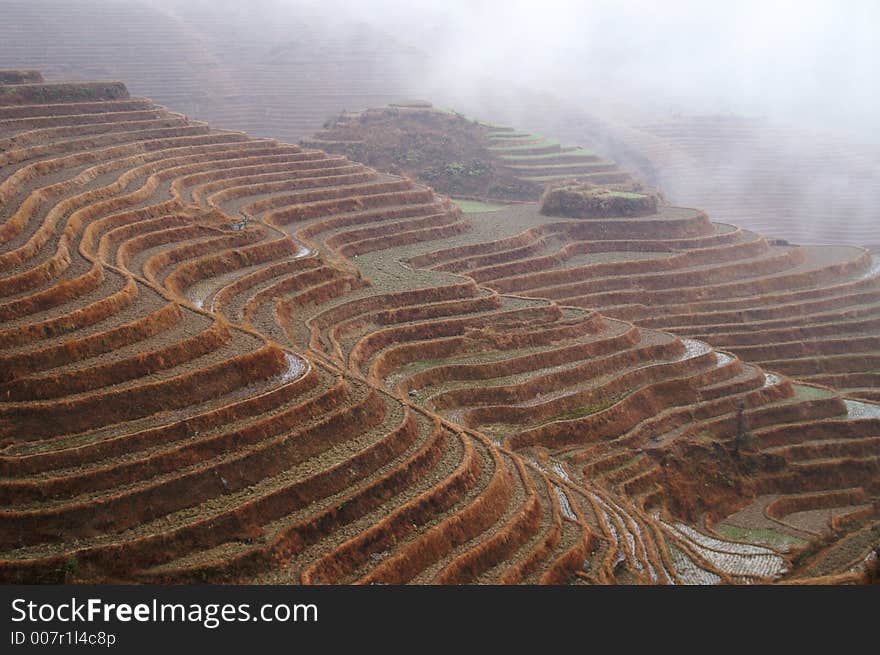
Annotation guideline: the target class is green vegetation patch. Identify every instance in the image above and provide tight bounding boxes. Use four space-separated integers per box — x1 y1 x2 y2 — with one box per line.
519 172 629 183
604 191 646 199
791 383 835 401
488 131 536 140
488 138 559 151
555 397 618 422
499 149 596 160
715 524 807 550
453 198 508 213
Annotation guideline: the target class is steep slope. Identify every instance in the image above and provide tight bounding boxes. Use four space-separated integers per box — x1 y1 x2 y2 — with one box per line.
0 73 876 585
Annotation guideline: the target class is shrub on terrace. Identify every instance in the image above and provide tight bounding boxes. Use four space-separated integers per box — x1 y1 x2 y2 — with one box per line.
540 181 659 218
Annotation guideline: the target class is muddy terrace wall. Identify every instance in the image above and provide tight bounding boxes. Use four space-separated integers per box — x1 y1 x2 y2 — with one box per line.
0 381 383 550
1 344 287 441
143 412 439 584
0 276 139 350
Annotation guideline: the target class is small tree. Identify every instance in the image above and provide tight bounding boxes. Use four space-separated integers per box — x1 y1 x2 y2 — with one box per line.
733 400 753 456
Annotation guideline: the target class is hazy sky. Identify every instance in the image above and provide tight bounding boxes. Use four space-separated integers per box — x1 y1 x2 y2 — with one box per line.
150 0 880 137
315 0 880 133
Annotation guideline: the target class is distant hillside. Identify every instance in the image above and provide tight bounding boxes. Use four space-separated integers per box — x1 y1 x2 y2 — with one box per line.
0 0 427 142
438 82 880 246
305 103 635 201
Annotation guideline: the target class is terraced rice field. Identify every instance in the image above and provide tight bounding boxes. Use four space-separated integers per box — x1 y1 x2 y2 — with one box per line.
406 201 880 404
485 128 631 187
0 72 877 585
304 104 635 200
